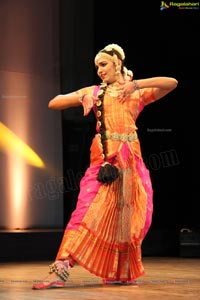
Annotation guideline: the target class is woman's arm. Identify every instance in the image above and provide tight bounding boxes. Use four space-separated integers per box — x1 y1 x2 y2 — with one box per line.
48 91 83 110
48 86 98 116
48 85 97 111
119 77 178 101
135 77 178 100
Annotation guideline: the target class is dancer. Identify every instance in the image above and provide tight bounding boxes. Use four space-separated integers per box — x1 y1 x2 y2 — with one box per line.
32 43 178 289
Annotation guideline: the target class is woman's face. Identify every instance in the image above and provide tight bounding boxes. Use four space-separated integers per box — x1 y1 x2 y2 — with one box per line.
95 58 119 84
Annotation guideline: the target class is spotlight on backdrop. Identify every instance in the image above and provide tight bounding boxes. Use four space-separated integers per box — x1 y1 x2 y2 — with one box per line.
0 122 45 169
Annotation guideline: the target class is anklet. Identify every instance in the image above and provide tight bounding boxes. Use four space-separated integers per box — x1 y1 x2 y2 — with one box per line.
49 260 70 281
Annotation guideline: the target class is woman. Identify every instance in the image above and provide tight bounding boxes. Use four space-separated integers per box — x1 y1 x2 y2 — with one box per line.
32 43 178 289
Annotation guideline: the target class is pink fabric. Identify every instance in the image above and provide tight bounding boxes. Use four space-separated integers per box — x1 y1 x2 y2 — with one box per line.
93 85 100 132
120 143 130 163
135 155 153 236
65 165 101 231
66 153 153 238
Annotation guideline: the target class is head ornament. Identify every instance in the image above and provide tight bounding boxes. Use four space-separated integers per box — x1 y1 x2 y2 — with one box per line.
94 43 133 80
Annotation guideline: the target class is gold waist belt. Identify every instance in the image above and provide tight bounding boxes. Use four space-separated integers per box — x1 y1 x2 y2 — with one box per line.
105 130 137 142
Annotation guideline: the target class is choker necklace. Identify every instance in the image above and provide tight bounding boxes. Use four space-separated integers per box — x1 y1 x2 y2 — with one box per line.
106 82 120 98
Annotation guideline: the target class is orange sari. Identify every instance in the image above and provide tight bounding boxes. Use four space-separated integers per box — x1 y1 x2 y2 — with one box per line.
56 86 156 282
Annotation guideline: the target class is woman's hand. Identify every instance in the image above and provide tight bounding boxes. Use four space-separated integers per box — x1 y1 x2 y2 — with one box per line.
82 94 98 116
117 81 137 103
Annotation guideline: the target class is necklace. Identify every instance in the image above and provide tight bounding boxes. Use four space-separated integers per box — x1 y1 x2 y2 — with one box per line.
106 83 120 98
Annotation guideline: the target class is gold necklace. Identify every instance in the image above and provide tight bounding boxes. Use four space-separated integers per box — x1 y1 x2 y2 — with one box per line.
106 83 120 98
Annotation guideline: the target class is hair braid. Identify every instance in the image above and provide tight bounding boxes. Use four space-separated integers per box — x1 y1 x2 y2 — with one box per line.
96 83 119 184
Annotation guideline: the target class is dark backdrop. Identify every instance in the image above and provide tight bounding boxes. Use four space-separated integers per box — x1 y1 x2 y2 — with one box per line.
60 1 199 232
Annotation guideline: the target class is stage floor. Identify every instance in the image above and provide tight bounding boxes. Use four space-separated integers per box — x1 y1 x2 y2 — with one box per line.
0 257 199 300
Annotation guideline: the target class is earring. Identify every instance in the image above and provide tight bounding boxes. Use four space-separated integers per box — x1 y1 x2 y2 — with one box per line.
115 64 121 75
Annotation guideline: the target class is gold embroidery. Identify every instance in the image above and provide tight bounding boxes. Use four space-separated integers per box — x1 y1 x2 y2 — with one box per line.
105 130 137 142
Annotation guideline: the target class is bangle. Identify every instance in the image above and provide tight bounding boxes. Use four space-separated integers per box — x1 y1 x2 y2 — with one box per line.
79 94 86 103
132 80 139 90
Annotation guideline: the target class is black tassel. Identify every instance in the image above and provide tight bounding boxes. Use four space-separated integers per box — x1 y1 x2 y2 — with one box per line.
97 163 119 184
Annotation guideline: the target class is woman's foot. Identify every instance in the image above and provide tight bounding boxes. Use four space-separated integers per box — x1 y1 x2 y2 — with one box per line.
32 273 65 289
32 260 70 290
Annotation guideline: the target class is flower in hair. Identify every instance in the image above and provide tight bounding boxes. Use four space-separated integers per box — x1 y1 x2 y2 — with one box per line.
104 44 125 60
